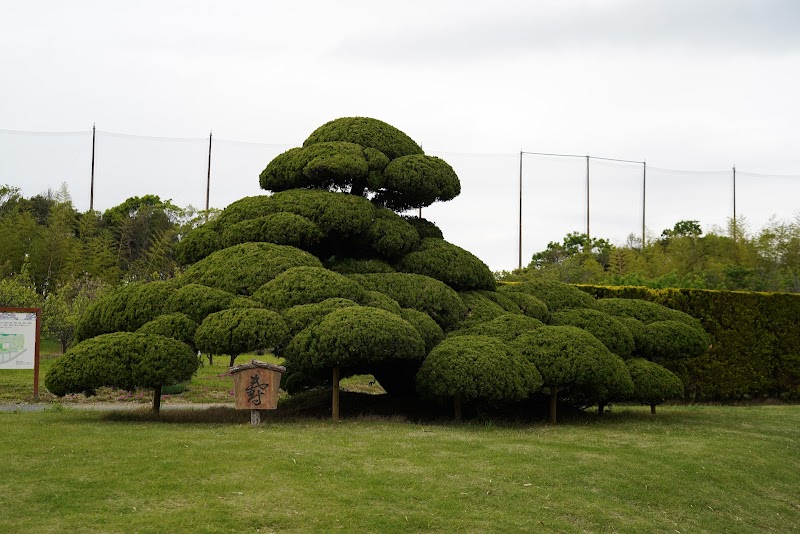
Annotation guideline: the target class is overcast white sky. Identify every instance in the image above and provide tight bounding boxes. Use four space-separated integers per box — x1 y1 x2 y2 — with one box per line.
2 0 799 271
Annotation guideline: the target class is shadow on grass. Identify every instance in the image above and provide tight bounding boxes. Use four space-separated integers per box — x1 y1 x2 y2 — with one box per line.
101 390 694 428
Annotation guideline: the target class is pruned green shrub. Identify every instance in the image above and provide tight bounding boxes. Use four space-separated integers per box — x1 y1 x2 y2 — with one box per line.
269 189 375 240
416 335 542 418
259 142 371 193
501 280 598 312
136 313 198 350
282 298 360 337
179 242 322 296
215 195 276 229
449 313 545 343
45 332 198 413
175 222 223 265
399 308 445 353
496 287 550 322
376 155 461 211
551 308 635 359
512 325 633 422
361 290 403 315
350 272 467 331
403 216 444 240
476 290 522 314
75 281 174 341
457 290 508 329
303 117 423 160
596 297 706 334
366 208 420 259
222 212 322 250
325 257 395 275
398 238 495 291
253 266 367 310
640 320 710 362
164 283 239 323
195 308 289 367
626 358 684 413
283 306 425 374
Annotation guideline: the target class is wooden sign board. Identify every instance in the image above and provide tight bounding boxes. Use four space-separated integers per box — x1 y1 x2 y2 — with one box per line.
230 360 285 410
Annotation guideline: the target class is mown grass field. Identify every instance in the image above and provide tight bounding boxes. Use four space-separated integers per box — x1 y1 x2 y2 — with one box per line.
1 404 798 533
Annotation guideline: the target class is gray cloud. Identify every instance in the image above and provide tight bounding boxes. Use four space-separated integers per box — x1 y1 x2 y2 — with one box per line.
333 0 800 62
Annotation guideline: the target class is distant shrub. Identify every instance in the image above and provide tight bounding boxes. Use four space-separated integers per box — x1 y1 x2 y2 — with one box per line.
136 313 198 350
175 222 223 265
626 358 684 413
501 280 598 312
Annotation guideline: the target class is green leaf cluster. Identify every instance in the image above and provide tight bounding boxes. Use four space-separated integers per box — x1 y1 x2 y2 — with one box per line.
253 266 367 310
398 238 495 291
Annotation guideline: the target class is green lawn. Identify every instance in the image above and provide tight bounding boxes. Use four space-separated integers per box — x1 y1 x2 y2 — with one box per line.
1 405 798 533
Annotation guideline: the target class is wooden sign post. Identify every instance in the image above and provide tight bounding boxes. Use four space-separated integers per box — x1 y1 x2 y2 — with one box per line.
230 360 285 425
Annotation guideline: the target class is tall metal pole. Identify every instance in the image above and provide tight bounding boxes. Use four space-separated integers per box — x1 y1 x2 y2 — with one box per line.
642 161 647 248
732 164 737 242
586 155 590 239
90 123 96 211
518 151 523 270
205 131 212 222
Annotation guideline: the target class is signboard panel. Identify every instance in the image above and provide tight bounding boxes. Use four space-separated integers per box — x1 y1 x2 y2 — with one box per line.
0 310 38 369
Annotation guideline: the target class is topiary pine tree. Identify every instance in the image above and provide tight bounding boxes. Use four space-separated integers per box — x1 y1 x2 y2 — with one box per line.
45 332 199 414
194 308 290 367
626 358 684 413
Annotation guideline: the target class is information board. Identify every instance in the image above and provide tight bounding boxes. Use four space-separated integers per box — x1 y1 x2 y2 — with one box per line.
0 310 39 369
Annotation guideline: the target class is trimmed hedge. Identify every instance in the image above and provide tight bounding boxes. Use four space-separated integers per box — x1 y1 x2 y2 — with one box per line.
136 313 199 350
500 280 598 312
626 358 684 411
577 284 800 399
550 308 635 359
303 117 424 160
253 266 367 310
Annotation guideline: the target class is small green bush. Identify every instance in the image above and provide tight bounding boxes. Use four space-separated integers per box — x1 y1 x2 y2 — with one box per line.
253 266 367 310
175 222 223 265
626 358 684 411
449 313 545 343
282 298 360 337
457 291 509 329
302 117 424 160
416 335 542 404
403 216 444 240
259 142 371 193
136 313 198 350
501 280 598 312
366 208 420 259
179 242 322 296
164 283 239 323
551 308 635 359
398 238 495 291
350 272 467 331
377 155 461 211
45 332 198 398
194 308 289 366
222 212 322 250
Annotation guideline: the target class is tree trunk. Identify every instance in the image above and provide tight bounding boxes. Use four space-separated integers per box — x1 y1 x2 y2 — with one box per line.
229 354 236 368
650 404 656 414
549 387 558 424
152 385 162 415
598 402 606 416
332 365 340 422
206 352 213 365
454 396 462 422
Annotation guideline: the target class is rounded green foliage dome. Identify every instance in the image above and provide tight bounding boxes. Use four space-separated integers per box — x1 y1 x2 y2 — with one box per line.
449 313 545 343
550 308 635 359
366 208 420 259
399 308 445 353
362 290 404 315
75 281 174 341
269 189 375 239
376 155 461 211
222 212 323 250
253 266 367 310
501 280 598 312
136 312 199 350
285 306 426 372
456 290 509 329
416 335 542 402
194 308 289 357
626 358 684 405
403 216 444 240
164 283 240 324
303 117 424 160
350 272 467 331
260 142 371 193
640 320 710 361
216 195 276 229
325 257 395 275
46 332 198 396
179 242 322 296
398 238 495 291
176 222 223 266
496 287 550 322
282 298 360 337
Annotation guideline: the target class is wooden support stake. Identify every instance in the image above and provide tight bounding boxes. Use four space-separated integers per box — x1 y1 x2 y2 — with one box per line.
332 365 340 421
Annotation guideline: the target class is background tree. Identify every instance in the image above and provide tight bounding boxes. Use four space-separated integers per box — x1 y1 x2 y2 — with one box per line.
194 308 289 367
